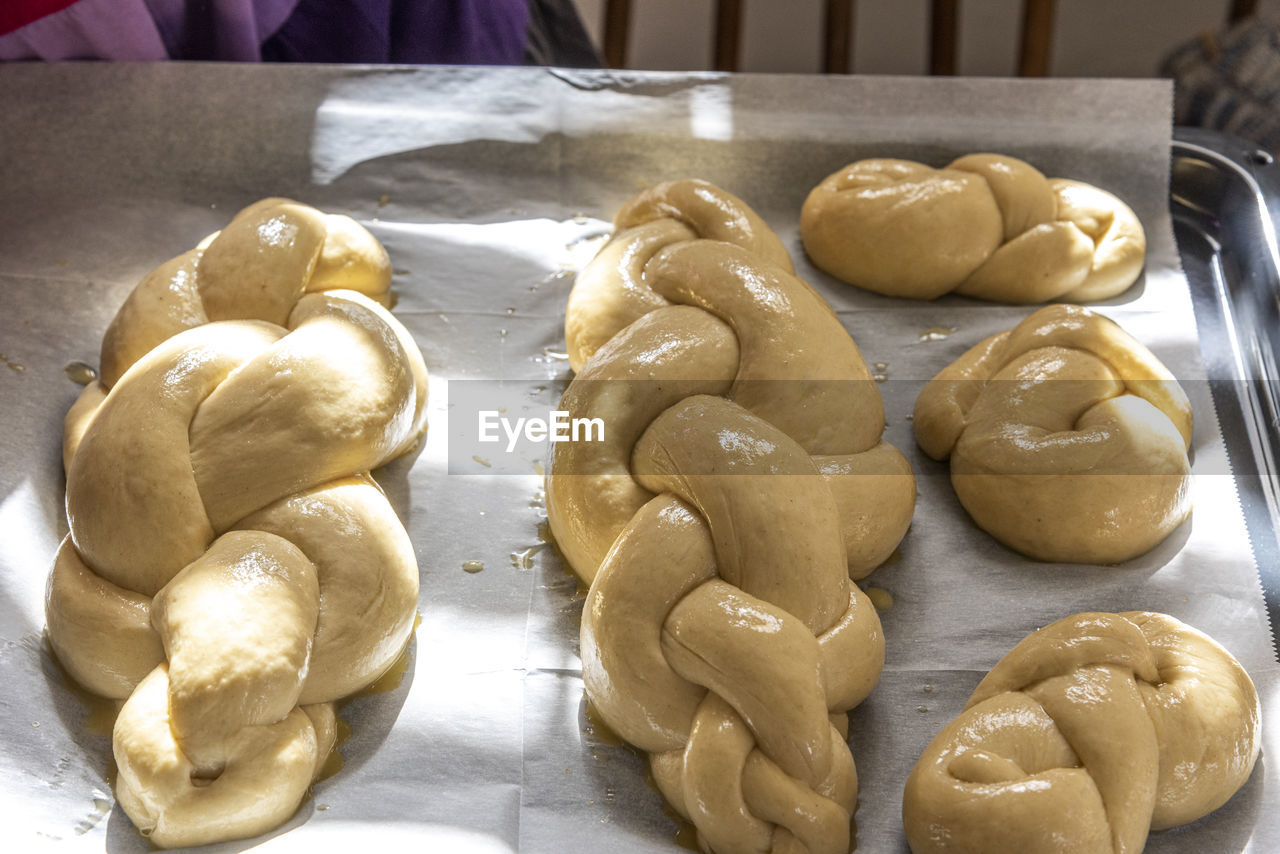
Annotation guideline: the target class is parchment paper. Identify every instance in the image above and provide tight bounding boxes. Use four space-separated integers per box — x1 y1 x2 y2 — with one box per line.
0 64 1274 852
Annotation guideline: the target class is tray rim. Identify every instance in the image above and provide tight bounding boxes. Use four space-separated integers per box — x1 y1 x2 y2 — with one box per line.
1171 125 1280 661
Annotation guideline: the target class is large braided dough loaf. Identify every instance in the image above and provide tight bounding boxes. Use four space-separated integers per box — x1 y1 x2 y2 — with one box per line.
914 305 1192 564
801 154 1146 302
904 611 1260 854
46 199 427 847
548 180 916 853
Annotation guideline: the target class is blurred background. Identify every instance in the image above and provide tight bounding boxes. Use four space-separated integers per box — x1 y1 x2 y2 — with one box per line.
569 0 1280 150
568 0 1274 77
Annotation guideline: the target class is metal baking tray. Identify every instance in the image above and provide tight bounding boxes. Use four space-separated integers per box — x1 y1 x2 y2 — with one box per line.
1172 126 1280 655
1 68 1274 850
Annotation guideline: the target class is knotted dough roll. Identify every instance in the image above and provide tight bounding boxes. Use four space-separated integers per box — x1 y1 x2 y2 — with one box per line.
903 611 1261 854
548 179 916 853
913 304 1192 564
801 153 1145 302
46 199 427 847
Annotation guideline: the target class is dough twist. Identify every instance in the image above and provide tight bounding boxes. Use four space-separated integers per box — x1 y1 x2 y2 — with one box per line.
801 154 1146 302
913 304 1192 564
548 180 916 853
903 611 1260 854
46 199 427 847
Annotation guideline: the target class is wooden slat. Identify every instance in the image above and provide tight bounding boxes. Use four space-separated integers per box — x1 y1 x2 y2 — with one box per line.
930 0 959 75
1017 0 1055 77
603 0 631 69
714 0 744 72
1229 0 1259 23
823 0 855 74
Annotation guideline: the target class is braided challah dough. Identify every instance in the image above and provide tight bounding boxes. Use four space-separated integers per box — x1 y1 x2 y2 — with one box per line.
46 199 426 847
913 304 1192 564
801 154 1146 302
903 611 1260 854
548 180 916 853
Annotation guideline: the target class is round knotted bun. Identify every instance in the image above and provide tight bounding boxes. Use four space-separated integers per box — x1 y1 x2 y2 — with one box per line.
548 180 915 853
913 304 1192 564
46 199 425 847
903 611 1260 854
800 154 1146 302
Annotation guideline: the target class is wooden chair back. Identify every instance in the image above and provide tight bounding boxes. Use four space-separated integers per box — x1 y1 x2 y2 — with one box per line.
600 0 1260 75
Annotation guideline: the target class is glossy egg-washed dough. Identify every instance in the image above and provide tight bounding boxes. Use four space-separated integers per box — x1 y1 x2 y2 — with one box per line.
548 179 916 853
914 304 1192 564
904 611 1260 854
47 199 427 847
801 153 1146 302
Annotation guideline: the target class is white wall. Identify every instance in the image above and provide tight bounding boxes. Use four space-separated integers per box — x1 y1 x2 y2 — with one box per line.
569 0 1280 77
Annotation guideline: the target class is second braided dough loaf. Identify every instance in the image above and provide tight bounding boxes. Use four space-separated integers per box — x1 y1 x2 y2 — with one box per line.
548 180 916 853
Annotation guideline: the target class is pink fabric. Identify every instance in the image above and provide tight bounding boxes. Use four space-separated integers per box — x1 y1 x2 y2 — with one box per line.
0 0 299 61
0 0 167 60
0 0 81 36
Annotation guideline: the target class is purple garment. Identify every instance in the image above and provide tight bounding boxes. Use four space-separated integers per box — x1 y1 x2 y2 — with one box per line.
261 0 531 65
0 0 298 60
146 0 300 61
0 0 531 64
